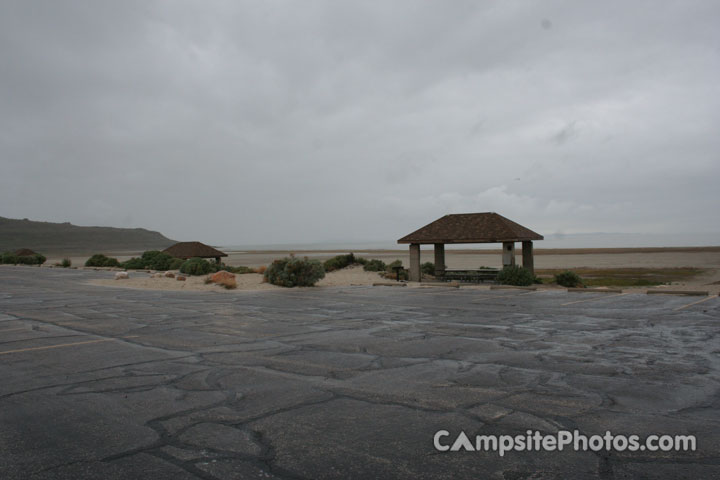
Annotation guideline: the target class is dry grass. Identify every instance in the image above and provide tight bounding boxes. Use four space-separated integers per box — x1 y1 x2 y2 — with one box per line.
535 267 707 287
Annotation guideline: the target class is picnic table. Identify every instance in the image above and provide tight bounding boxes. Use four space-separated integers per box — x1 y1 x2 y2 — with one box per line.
438 268 500 284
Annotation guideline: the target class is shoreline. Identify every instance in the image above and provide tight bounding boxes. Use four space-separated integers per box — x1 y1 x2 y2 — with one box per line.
31 245 720 256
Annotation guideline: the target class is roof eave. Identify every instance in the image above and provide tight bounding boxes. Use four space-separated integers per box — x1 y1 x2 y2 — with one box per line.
397 236 544 244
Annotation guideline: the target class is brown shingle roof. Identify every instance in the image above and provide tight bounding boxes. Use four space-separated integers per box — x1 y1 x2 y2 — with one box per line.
163 242 228 259
14 248 39 256
398 213 543 244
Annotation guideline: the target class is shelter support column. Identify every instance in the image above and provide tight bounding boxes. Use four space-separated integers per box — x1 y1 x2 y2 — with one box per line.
409 243 421 282
522 241 534 275
433 243 445 277
502 242 516 267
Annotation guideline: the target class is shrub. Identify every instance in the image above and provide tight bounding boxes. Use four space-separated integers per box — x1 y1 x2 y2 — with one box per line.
85 254 120 267
264 256 325 287
11 253 46 265
140 250 163 263
146 252 175 271
254 265 267 274
323 253 357 272
384 260 408 280
1 252 18 264
554 270 583 288
120 250 179 270
421 262 435 276
496 265 534 286
60 258 71 268
121 257 146 269
105 258 120 267
215 264 254 274
180 257 213 276
363 259 386 272
168 258 184 270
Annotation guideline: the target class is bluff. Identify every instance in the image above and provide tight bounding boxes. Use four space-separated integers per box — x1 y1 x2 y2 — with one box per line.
0 217 176 254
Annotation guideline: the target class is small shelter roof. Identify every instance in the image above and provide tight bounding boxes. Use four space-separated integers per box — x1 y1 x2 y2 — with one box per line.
397 213 543 244
14 248 39 256
163 241 228 259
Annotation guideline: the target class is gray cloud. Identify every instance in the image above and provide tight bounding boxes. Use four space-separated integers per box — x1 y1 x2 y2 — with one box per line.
1 0 718 245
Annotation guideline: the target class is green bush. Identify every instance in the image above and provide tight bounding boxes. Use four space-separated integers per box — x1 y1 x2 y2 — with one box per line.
16 255 34 265
138 250 174 270
363 259 386 272
264 256 325 287
180 257 213 276
10 253 46 265
212 263 254 274
421 262 435 276
85 254 120 267
60 258 71 268
385 260 408 280
146 252 175 270
168 257 184 270
554 270 583 288
119 250 179 270
323 253 357 272
1 252 19 264
496 265 534 286
0 252 48 266
141 250 163 262
121 257 146 269
223 265 255 274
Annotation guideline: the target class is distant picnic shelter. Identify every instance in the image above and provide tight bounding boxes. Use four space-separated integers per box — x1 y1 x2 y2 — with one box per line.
163 241 228 264
397 213 543 282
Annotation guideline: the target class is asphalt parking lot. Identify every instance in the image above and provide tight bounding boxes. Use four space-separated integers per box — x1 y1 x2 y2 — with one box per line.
1 267 719 479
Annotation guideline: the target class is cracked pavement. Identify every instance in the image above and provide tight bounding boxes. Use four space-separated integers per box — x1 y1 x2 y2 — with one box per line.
0 266 719 479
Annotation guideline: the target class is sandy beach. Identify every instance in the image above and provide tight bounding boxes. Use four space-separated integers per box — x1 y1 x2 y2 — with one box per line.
46 246 720 270
88 264 387 292
38 247 719 294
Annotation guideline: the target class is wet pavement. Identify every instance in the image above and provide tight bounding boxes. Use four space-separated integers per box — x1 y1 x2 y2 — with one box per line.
1 266 719 479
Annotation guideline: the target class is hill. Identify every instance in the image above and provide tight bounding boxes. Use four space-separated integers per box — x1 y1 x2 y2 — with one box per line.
0 217 177 254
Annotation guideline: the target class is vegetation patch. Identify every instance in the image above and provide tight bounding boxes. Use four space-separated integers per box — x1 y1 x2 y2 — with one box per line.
421 262 435 276
1 252 47 265
324 253 365 272
121 250 181 270
497 265 535 286
363 259 386 272
383 260 408 281
535 267 705 287
180 257 214 276
264 256 325 287
121 257 146 269
140 251 177 270
554 270 583 288
220 265 255 274
85 254 120 268
168 258 184 270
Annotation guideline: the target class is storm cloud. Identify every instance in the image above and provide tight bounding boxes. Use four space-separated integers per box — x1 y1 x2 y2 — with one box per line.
1 1 718 245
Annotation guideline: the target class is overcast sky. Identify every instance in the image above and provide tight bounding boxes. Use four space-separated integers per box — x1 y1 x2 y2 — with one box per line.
1 1 718 246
